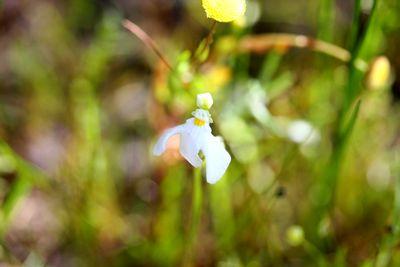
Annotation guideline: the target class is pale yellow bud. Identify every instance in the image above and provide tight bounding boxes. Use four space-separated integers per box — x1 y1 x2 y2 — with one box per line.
367 56 391 89
197 93 214 110
202 0 246 23
286 225 305 246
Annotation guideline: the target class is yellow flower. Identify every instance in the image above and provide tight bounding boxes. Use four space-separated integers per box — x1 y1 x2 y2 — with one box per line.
202 0 246 23
206 65 232 91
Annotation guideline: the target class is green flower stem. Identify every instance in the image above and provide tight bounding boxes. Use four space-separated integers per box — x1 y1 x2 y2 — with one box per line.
191 167 203 239
183 168 203 266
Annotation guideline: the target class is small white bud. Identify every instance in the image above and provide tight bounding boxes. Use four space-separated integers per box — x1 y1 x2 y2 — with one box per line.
197 93 214 110
367 56 391 90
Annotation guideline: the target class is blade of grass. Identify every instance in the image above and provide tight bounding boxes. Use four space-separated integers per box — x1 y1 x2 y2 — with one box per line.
345 0 379 108
0 142 48 236
307 0 379 245
340 99 362 142
259 51 283 84
318 0 334 42
308 100 362 244
348 0 362 52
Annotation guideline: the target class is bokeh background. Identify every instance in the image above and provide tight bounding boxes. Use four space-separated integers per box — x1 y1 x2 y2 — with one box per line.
0 0 400 266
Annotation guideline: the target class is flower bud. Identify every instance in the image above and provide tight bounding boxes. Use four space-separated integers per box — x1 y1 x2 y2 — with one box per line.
202 0 246 23
367 56 391 89
197 92 214 110
286 225 305 246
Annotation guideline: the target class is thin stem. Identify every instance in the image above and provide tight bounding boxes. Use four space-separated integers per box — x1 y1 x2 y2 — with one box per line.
201 20 217 58
193 20 218 69
348 0 362 52
238 33 367 69
183 168 203 266
122 19 173 71
191 168 203 237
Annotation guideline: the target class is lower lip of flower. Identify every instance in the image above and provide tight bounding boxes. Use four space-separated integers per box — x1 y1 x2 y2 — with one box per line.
194 118 206 126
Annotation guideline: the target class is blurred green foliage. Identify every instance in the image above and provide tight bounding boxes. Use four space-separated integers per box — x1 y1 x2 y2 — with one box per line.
0 0 400 266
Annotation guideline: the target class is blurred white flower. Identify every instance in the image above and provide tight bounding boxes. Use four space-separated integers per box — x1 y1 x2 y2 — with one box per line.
367 159 392 190
287 120 320 145
153 93 231 184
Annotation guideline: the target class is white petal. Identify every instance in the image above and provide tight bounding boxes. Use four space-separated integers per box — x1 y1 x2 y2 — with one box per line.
180 132 202 168
287 120 320 145
153 125 184 156
202 135 231 184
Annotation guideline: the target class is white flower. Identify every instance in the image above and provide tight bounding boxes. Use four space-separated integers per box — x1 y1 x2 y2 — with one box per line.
287 120 320 145
153 94 231 184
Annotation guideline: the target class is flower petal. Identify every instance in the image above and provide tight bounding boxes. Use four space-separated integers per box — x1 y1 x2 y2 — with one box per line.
153 125 184 156
180 133 203 168
202 135 231 184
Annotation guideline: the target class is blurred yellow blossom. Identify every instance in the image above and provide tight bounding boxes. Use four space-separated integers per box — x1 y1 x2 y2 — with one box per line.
233 14 246 28
202 0 246 23
205 65 232 92
216 36 238 55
